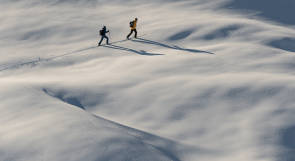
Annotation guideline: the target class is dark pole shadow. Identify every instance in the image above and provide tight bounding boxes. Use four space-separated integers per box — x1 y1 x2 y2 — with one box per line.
132 38 214 55
103 44 164 56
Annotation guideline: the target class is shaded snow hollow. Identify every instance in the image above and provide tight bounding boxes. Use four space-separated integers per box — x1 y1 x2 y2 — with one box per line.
1 0 295 161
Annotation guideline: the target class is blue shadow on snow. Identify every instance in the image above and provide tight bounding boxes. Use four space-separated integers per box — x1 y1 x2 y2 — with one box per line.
201 25 241 40
43 88 85 110
268 37 295 53
223 0 295 26
103 44 164 56
278 125 295 161
168 28 195 41
132 38 214 55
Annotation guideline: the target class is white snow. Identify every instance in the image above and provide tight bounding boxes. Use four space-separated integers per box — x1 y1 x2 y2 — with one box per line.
1 0 295 161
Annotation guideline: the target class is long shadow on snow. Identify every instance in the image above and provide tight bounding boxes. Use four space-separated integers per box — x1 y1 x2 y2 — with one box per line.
103 44 164 56
0 39 159 72
132 38 214 55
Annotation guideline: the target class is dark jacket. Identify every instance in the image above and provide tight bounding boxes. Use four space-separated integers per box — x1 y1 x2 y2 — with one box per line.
100 27 109 36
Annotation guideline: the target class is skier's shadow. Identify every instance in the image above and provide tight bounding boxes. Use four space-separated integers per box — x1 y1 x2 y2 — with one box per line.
132 38 214 55
103 44 164 56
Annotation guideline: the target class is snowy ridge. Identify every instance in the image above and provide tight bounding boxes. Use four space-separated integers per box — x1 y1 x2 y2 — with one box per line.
42 88 211 161
1 0 295 161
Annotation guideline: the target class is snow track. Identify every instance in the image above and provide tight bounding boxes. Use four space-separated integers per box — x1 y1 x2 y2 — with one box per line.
1 0 295 161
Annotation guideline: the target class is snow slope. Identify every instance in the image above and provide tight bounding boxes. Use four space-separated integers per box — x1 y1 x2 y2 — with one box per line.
1 0 295 161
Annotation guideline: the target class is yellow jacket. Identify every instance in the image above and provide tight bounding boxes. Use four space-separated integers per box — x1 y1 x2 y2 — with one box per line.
131 20 137 29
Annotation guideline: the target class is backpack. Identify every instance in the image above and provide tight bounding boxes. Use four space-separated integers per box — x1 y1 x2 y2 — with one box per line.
99 29 104 36
129 21 134 27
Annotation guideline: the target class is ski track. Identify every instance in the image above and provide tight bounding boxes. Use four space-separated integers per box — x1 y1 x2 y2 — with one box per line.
0 36 213 72
1 0 295 161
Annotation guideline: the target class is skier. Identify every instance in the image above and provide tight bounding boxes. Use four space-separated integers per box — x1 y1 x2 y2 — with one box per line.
98 26 109 46
127 18 138 40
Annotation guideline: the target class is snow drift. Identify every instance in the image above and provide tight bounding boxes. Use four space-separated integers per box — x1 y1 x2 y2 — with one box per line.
1 0 295 161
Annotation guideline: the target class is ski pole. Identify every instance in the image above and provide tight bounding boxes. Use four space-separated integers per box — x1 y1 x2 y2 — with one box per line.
108 31 111 43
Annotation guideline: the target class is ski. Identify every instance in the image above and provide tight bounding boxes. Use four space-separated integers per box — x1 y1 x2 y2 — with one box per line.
97 35 147 47
97 38 131 47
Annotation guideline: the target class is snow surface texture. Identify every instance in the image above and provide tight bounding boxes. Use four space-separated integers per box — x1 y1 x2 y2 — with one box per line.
1 0 295 161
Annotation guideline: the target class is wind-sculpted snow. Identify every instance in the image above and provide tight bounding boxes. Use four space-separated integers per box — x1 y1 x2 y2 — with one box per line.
224 0 295 26
0 84 196 161
279 126 295 161
268 38 295 53
1 0 295 161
